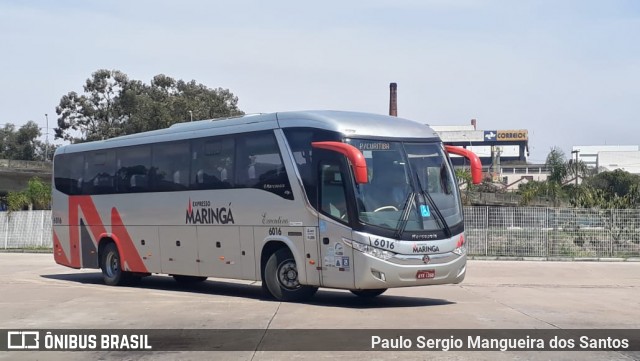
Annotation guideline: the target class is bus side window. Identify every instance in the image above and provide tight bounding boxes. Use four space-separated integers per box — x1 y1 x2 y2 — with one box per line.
236 132 293 200
116 145 151 193
83 151 115 195
151 141 190 192
190 137 234 190
54 153 84 195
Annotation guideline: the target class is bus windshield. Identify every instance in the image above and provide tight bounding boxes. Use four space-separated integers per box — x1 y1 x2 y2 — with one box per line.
347 139 463 235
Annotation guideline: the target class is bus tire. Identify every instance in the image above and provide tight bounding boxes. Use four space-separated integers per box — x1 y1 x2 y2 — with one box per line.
100 242 133 286
173 275 207 283
264 248 317 302
350 289 387 298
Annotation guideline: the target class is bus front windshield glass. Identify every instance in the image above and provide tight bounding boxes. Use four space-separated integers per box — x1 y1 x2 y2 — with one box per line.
347 139 463 235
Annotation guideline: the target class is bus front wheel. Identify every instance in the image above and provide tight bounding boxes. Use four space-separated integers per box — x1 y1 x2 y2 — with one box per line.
350 289 387 298
263 248 317 302
100 242 136 286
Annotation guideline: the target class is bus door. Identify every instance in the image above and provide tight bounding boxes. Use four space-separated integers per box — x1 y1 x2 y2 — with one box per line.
317 161 355 289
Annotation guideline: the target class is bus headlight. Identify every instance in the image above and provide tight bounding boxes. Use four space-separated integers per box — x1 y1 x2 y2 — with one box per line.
453 234 466 256
344 239 396 261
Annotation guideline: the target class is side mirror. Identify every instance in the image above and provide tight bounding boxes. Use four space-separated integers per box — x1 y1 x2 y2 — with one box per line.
311 142 368 184
444 145 482 184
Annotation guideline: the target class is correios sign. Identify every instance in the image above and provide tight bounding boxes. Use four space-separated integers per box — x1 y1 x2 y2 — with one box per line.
497 130 528 141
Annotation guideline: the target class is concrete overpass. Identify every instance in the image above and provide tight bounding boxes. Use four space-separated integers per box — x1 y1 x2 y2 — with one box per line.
0 159 52 195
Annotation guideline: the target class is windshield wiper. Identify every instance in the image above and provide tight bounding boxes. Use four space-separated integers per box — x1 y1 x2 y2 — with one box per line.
394 192 415 239
414 171 452 238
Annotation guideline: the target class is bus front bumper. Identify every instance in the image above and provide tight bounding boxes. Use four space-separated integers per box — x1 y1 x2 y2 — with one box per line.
352 250 467 289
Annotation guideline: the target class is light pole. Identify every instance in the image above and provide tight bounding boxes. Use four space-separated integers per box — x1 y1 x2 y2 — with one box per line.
571 150 580 186
44 113 49 161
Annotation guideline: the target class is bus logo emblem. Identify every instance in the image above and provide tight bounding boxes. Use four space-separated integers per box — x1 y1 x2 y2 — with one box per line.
186 199 235 225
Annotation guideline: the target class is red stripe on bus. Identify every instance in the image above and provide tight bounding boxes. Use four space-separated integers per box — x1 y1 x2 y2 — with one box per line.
111 207 148 273
69 196 107 268
68 196 146 273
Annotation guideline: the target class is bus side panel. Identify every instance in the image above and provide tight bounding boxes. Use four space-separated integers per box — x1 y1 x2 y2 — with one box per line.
159 226 199 276
80 218 99 268
239 226 257 280
108 207 150 274
52 189 82 269
52 188 72 267
56 194 152 273
69 196 106 269
113 225 160 273
303 226 321 287
53 227 73 268
197 226 242 278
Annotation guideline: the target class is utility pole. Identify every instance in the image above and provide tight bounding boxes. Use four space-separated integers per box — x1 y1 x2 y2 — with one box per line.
571 150 580 186
44 113 49 161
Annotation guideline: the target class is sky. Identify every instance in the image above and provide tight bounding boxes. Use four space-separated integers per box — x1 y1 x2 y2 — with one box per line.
1 0 639 163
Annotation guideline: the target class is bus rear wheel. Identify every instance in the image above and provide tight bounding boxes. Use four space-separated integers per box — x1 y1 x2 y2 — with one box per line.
100 242 136 286
173 275 207 283
264 248 317 302
350 289 387 298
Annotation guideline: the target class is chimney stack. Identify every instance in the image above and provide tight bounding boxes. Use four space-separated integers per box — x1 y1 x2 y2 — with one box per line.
389 82 398 117
471 118 477 130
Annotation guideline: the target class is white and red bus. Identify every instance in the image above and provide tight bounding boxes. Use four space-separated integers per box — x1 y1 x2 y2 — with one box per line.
52 111 481 301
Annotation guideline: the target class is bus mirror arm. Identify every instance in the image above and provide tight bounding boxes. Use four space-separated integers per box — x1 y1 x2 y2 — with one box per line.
311 141 369 184
444 145 482 185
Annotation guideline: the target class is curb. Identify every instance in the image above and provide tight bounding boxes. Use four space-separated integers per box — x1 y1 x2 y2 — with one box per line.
469 256 640 262
0 249 53 254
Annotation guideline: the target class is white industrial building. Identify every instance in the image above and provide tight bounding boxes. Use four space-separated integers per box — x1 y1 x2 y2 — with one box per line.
597 151 640 174
572 145 640 169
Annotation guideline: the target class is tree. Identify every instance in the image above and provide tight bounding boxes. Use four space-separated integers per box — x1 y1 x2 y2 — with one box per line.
55 69 130 142
517 180 546 205
526 148 572 206
586 169 640 198
123 75 244 134
573 170 640 209
55 69 244 142
0 121 46 161
454 169 472 187
517 147 590 206
516 148 640 209
6 177 51 211
545 147 569 185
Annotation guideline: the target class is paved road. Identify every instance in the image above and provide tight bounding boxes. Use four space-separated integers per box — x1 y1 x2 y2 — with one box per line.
0 253 638 360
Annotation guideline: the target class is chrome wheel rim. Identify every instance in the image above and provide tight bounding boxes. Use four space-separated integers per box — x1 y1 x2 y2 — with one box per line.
105 252 119 278
277 260 300 290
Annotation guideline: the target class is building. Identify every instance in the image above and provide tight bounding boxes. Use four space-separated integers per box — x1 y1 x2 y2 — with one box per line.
499 164 550 190
597 151 640 174
432 121 529 168
572 145 639 169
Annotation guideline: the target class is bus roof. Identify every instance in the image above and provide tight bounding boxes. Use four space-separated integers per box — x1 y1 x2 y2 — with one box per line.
55 110 440 154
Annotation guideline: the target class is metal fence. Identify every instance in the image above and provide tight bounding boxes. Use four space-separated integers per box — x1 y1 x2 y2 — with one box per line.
464 207 640 258
0 210 52 249
3 208 640 258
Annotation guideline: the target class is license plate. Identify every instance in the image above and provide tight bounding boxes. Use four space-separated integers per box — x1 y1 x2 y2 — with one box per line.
416 270 435 279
